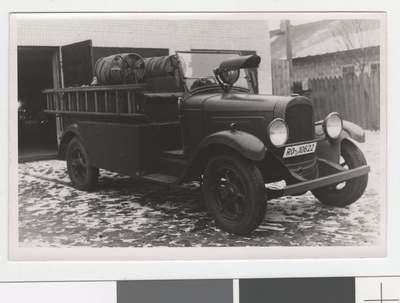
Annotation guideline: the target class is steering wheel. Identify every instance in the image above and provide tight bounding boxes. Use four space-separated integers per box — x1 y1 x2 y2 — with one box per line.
190 77 216 90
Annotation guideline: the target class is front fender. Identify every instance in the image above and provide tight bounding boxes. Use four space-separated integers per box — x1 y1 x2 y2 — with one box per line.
193 130 266 161
342 120 366 143
315 120 366 142
177 130 265 184
315 120 366 163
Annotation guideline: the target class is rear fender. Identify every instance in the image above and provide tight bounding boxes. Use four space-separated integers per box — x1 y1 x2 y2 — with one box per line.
315 120 366 163
57 124 82 160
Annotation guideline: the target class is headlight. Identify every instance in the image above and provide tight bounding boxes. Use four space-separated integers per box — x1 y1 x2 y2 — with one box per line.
269 118 289 147
323 112 343 140
218 69 240 85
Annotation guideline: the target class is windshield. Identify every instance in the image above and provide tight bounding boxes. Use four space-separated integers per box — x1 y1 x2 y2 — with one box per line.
176 51 250 92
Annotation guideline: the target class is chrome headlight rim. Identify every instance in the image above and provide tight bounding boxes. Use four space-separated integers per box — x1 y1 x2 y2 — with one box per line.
268 118 289 148
322 112 343 140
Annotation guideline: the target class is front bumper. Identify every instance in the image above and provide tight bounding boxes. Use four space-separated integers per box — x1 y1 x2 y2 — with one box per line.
266 165 370 198
284 165 370 195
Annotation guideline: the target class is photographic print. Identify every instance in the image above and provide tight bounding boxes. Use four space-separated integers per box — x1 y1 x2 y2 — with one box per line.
9 12 386 261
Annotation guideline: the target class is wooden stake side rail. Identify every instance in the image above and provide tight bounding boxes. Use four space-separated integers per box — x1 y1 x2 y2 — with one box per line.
43 84 145 116
44 110 147 120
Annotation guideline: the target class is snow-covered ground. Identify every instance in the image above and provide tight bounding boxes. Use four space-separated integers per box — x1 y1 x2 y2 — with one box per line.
17 131 383 248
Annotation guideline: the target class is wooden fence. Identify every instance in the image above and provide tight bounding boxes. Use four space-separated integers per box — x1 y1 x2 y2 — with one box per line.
308 73 380 130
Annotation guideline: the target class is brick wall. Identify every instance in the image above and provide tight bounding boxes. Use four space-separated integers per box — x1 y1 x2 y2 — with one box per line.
17 16 272 94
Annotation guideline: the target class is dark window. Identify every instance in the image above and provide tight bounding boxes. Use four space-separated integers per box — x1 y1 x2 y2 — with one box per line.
342 65 355 75
371 63 380 74
293 81 303 94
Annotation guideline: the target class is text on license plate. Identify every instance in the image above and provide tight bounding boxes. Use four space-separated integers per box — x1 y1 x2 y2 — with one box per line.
283 142 317 158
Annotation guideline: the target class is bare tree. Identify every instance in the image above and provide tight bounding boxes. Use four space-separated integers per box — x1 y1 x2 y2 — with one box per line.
329 20 380 73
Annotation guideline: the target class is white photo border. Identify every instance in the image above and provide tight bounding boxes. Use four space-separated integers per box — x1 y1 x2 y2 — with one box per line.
1 0 399 282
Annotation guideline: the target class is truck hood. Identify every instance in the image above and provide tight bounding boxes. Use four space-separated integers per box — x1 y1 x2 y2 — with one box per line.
185 92 294 112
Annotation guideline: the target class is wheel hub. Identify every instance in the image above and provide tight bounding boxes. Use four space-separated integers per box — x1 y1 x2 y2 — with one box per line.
225 184 238 199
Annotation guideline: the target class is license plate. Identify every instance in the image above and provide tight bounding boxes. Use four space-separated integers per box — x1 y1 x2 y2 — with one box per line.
283 142 317 158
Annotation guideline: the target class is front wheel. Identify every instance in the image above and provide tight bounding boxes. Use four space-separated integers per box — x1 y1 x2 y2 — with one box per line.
66 137 99 191
202 152 267 235
312 139 368 207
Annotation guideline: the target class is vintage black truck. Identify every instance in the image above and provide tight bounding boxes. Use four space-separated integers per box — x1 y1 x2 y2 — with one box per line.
44 50 370 235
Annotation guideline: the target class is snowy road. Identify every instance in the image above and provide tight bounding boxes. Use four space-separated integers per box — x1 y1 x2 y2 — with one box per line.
18 132 382 248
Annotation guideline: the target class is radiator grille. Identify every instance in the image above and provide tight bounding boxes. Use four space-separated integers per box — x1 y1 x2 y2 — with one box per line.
285 104 315 143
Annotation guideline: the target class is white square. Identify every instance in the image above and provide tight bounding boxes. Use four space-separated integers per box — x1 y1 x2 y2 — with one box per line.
0 282 116 303
356 277 400 303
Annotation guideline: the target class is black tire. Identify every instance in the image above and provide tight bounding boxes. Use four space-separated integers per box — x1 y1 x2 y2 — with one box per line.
202 152 267 235
66 137 99 191
312 139 368 207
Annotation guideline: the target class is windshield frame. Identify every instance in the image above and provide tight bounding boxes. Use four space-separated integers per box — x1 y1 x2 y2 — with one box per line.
175 50 252 94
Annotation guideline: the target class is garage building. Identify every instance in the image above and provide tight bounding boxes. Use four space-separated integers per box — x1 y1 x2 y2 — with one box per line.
15 14 272 158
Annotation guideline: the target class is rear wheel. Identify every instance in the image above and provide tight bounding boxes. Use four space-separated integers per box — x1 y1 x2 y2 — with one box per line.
66 137 99 191
312 140 368 207
202 152 266 235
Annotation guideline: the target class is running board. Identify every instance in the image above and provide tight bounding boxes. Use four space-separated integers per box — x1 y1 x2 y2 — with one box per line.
142 173 178 185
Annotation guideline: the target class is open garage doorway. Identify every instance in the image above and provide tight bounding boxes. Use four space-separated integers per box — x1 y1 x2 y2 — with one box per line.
18 47 59 162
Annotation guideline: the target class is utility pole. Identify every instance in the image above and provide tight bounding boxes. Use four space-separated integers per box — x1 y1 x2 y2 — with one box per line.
285 20 294 94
